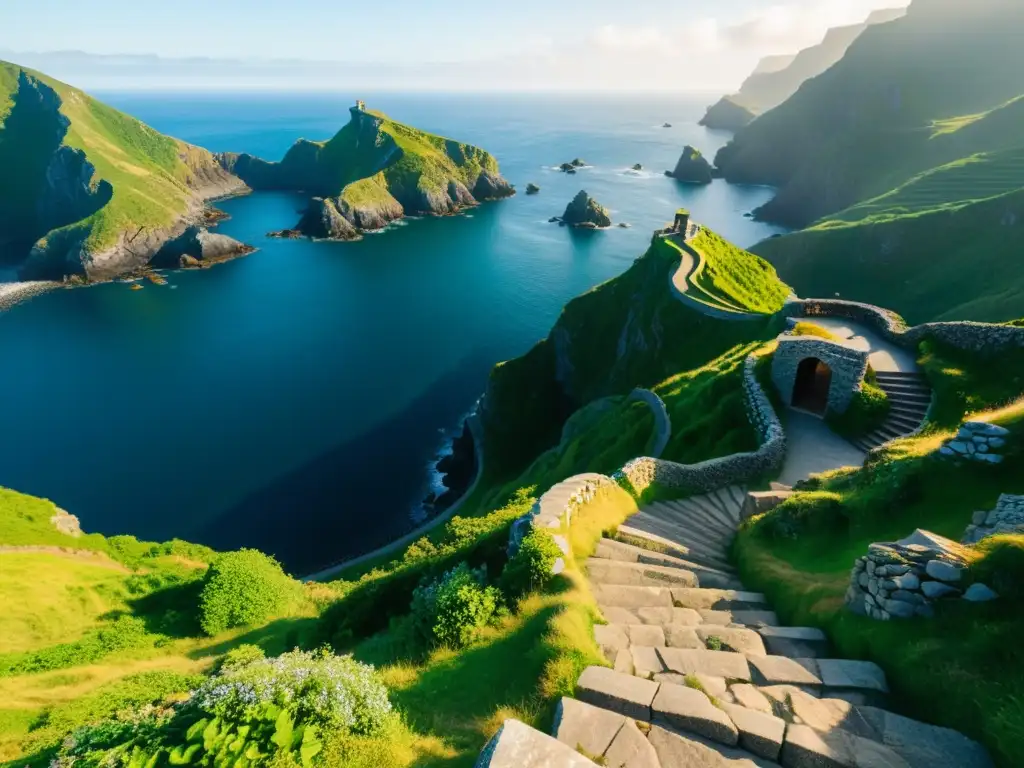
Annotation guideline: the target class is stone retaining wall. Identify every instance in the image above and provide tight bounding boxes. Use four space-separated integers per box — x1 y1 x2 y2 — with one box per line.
938 420 1009 465
619 354 785 494
628 388 671 458
770 336 869 415
962 493 1024 544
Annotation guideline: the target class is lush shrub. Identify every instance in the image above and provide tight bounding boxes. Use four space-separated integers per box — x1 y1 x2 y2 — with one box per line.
54 649 392 767
0 615 154 678
410 563 502 648
970 534 1024 603
199 549 302 635
218 642 267 672
500 529 563 598
827 378 890 439
752 491 849 541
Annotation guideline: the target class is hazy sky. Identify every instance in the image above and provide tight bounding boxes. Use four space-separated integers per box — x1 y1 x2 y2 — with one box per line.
0 0 910 90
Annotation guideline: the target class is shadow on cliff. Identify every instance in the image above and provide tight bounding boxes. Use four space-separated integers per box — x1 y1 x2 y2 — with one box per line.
192 350 496 575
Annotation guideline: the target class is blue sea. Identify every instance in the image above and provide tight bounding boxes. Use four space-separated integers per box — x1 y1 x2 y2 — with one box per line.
0 92 784 573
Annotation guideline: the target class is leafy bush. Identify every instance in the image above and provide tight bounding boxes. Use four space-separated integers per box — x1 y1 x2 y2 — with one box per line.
54 649 392 767
410 563 501 648
199 549 302 635
500 529 563 598
0 615 154 678
970 534 1024 603
752 492 849 541
218 642 267 672
827 378 890 439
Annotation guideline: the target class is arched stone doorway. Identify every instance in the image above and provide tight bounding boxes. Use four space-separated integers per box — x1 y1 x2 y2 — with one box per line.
792 357 832 415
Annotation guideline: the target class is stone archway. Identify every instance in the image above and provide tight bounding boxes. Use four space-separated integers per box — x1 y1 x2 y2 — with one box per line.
792 357 832 415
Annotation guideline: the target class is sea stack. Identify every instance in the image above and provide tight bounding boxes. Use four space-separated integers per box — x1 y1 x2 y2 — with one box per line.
561 191 612 229
666 146 714 184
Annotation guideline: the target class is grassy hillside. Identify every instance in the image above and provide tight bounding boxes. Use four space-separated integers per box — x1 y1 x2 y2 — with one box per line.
717 0 1024 321
480 228 788 479
0 60 231 275
735 337 1024 766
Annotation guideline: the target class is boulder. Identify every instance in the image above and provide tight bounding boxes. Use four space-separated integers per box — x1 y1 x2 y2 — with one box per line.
475 719 599 767
925 560 963 583
667 146 714 184
920 581 960 599
963 583 998 602
561 190 612 228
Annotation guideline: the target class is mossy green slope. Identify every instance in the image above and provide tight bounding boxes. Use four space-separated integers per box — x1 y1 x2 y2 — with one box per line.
0 60 244 279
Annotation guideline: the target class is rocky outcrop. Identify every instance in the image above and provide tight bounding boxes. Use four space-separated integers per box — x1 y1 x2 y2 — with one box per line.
699 97 756 131
666 146 713 184
526 183 540 195
561 191 612 229
296 198 360 241
149 226 255 269
472 170 515 201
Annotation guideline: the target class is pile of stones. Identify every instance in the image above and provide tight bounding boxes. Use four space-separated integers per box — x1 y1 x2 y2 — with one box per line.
962 493 1024 544
938 420 1009 464
845 529 998 620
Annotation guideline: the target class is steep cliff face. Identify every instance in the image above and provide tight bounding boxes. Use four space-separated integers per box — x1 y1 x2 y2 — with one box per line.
0 60 251 281
698 97 756 131
667 146 713 184
221 104 514 240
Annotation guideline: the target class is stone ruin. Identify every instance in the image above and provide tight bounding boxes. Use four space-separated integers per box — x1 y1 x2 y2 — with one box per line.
962 493 1024 544
938 420 1009 464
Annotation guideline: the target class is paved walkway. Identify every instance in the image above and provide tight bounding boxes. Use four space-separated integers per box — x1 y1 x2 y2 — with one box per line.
777 410 867 486
806 317 918 373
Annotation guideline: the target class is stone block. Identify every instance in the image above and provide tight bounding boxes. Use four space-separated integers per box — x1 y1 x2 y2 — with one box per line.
637 606 703 626
920 580 960 599
658 648 752 681
594 624 630 657
603 607 640 624
696 627 767 656
475 719 599 767
552 697 625 757
883 599 916 619
664 625 704 648
780 723 908 768
670 588 767 610
925 560 963 583
648 725 773 768
603 718 661 768
631 646 667 679
576 666 659 721
891 573 920 590
817 659 889 694
652 682 739 746
594 584 674 608
749 656 822 687
721 702 786 761
729 683 774 714
963 583 998 602
856 705 995 768
629 624 667 647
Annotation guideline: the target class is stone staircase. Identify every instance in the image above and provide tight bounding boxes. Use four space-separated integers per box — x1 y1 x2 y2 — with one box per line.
548 486 992 768
851 372 932 453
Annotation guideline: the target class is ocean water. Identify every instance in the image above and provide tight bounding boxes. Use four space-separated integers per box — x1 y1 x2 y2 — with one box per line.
0 92 784 573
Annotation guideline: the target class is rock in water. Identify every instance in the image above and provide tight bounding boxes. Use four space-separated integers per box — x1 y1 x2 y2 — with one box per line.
526 183 541 195
699 97 756 131
297 198 360 241
473 171 515 200
561 191 612 229
632 163 643 171
667 146 714 184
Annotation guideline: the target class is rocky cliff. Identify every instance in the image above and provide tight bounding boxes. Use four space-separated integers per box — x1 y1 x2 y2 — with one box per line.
220 104 514 240
0 61 251 282
560 191 611 228
698 97 756 131
666 146 713 184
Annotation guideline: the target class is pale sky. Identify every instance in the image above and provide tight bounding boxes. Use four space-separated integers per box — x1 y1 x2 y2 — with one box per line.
0 0 910 91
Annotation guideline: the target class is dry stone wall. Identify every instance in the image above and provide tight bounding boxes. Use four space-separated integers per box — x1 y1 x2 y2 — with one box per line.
770 336 869 414
962 494 1024 544
938 420 1009 465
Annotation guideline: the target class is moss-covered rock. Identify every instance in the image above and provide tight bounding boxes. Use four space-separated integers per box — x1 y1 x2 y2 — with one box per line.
297 198 360 241
561 190 611 228
667 146 713 184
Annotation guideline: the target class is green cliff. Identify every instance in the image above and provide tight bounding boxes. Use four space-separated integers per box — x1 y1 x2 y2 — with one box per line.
0 61 250 281
220 104 514 239
716 0 1024 321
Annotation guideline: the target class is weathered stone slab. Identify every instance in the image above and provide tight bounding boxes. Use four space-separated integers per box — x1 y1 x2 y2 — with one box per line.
577 666 659 721
748 656 822 687
700 610 780 627
603 606 641 624
614 649 634 675
671 588 767 610
696 627 767 656
637 606 704 626
963 583 998 602
817 659 888 694
657 648 752 681
652 682 739 746
594 624 630 657
649 726 775 767
664 625 704 649
721 702 786 761
781 723 910 768
475 719 599 767
595 584 674 609
587 559 699 588
631 646 668 679
856 706 994 768
758 626 829 658
729 684 774 714
924 559 962 583
552 697 625 757
604 718 661 768
629 624 668 647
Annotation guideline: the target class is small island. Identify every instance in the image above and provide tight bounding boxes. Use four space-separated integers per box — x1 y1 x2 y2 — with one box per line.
665 146 714 185
220 101 515 241
558 190 612 229
526 183 541 195
632 163 643 171
558 159 587 173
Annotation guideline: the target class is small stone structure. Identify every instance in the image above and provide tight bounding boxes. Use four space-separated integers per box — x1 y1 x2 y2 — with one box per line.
846 528 1000 620
672 209 690 233
771 336 868 416
962 493 1024 544
939 420 1009 464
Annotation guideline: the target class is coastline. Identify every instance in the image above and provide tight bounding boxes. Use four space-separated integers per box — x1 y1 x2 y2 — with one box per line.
0 281 62 313
301 413 486 583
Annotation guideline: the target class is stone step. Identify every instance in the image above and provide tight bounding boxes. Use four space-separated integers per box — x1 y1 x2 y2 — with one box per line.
586 558 700 589
551 698 660 768
593 538 741 586
477 718 600 767
615 524 734 573
746 656 889 699
658 499 735 538
676 495 738 533
889 404 929 421
593 584 674 610
757 626 830 658
710 485 745 520
885 390 932 405
887 413 923 432
877 380 931 394
668 588 768 611
625 511 735 555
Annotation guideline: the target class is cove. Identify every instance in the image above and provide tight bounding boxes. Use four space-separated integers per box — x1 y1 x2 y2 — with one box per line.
0 92 785 573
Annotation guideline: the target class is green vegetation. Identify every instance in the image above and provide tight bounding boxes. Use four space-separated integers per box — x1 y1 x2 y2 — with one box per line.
718 2 1024 321
501 530 564 599
0 60 222 272
735 337 1024 767
199 550 304 636
826 375 890 440
687 229 791 314
409 564 503 649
